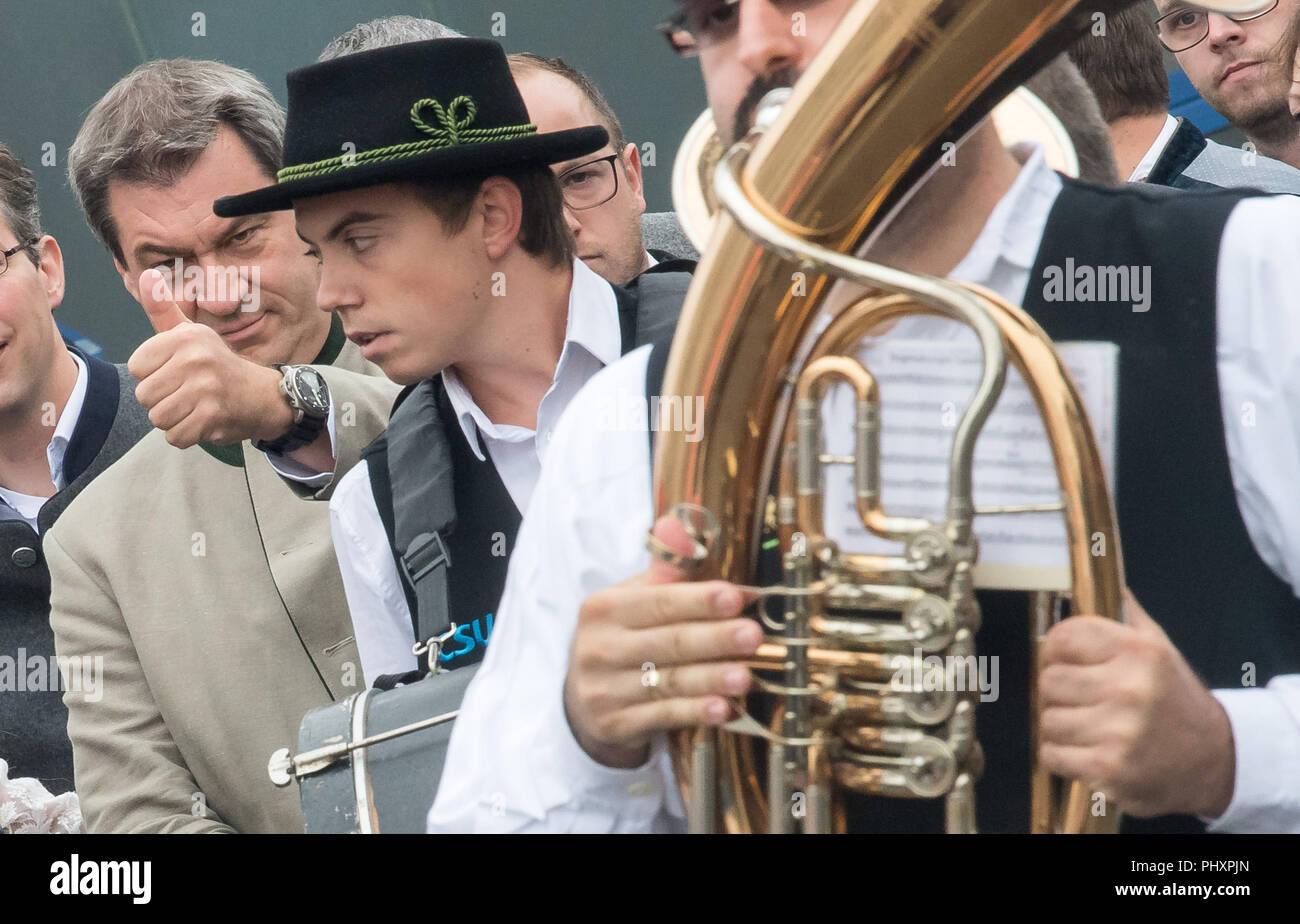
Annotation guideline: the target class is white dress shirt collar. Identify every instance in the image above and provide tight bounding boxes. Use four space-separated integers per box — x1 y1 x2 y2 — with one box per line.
442 257 623 461
48 349 89 491
1129 113 1181 184
950 143 1062 292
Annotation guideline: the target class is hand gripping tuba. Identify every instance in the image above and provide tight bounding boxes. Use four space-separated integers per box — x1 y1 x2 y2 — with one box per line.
656 0 1266 834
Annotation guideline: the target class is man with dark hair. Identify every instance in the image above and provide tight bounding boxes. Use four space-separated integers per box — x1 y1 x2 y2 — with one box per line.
1022 55 1122 186
1072 2 1300 189
215 38 690 689
431 0 1300 834
1155 0 1300 169
47 59 398 833
0 143 151 832
320 16 696 279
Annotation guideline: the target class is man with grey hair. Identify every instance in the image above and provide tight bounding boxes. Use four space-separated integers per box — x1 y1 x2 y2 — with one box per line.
317 13 466 61
47 58 399 832
0 142 151 832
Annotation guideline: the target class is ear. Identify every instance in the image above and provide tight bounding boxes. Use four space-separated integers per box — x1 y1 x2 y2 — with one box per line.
34 236 66 311
113 253 140 303
621 142 647 215
478 176 524 261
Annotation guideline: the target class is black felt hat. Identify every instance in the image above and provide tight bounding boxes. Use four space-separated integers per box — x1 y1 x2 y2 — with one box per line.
215 38 608 217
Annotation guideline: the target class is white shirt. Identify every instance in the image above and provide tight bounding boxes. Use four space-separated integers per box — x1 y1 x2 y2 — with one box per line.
1129 114 1181 184
330 258 624 683
0 350 88 532
429 149 1300 834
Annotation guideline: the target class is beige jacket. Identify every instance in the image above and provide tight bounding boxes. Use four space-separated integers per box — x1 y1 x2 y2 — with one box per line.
46 334 400 832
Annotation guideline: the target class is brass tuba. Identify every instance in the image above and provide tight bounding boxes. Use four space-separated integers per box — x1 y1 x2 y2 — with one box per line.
656 0 1265 834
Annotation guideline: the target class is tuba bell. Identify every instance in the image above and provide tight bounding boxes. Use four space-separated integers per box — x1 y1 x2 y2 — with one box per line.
655 0 1268 834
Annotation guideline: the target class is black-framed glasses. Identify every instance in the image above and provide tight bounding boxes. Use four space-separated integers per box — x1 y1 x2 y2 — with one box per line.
0 239 38 278
1155 0 1279 53
557 153 621 211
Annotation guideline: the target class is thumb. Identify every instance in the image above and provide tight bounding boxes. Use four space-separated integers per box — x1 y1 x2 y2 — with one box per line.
139 269 190 333
645 512 701 585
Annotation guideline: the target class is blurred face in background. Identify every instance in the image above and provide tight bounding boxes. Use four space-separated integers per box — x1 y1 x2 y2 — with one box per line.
670 0 856 146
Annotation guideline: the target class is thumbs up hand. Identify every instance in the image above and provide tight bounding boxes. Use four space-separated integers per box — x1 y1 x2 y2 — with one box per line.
127 269 293 448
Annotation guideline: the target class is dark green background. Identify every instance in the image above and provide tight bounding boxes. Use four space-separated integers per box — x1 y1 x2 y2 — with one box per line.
0 0 708 361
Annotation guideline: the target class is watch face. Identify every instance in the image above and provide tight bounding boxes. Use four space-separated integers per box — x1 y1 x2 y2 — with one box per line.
293 368 330 416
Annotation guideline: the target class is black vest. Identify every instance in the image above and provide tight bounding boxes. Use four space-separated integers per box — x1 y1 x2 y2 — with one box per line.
879 179 1300 833
650 179 1298 832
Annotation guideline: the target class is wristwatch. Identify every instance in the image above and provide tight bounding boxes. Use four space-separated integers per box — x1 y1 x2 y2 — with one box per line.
252 364 331 454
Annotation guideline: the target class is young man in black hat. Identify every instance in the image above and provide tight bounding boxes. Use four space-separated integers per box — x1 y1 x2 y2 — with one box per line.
214 38 690 686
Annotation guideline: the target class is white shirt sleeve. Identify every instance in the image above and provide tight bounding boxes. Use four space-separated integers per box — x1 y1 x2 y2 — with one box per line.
328 460 419 684
429 346 686 833
1202 195 1300 832
1217 196 1300 598
1207 678 1300 833
265 396 337 489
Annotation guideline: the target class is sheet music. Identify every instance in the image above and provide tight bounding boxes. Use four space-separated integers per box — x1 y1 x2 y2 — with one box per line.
820 336 1118 590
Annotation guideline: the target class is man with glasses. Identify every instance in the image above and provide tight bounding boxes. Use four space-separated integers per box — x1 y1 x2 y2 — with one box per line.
0 143 151 831
510 54 696 284
1154 0 1300 168
1073 3 1300 189
430 0 1300 834
243 38 694 687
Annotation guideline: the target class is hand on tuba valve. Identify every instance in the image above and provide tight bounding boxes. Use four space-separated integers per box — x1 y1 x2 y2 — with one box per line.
563 513 762 772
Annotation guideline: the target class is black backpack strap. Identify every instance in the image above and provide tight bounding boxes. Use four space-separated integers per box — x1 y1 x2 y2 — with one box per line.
387 379 458 651
362 377 460 684
361 436 419 621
